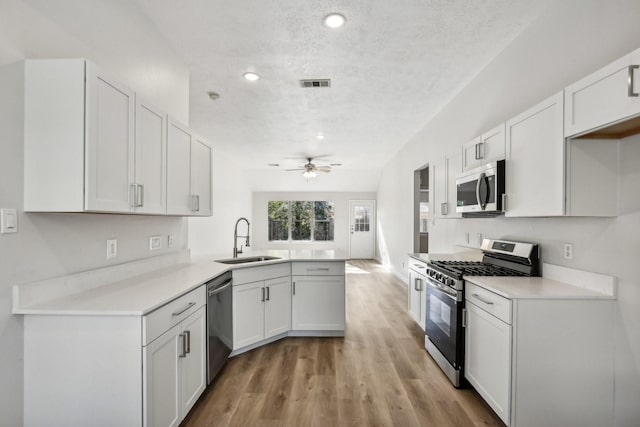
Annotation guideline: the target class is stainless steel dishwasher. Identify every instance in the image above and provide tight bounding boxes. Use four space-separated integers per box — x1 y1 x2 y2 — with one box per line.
206 271 233 384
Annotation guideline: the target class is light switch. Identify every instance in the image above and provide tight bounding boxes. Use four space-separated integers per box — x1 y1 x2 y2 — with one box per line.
1 208 18 234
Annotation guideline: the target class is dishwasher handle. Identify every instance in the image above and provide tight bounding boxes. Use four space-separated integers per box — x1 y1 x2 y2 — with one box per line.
208 279 232 296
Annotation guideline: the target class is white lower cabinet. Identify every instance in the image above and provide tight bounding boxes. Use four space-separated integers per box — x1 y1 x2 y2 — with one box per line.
22 285 207 427
465 298 511 425
291 261 346 331
407 268 426 330
232 273 292 350
143 297 206 427
464 282 614 427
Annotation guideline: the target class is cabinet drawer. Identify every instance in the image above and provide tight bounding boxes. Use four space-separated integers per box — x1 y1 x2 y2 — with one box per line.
143 286 206 345
232 263 291 285
291 261 345 276
408 258 427 274
465 282 512 324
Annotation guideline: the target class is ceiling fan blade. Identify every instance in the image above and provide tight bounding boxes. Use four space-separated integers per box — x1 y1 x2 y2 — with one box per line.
316 168 331 173
285 168 305 171
315 166 332 170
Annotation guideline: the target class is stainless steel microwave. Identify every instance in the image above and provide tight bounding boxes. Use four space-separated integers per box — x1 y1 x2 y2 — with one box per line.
456 160 505 217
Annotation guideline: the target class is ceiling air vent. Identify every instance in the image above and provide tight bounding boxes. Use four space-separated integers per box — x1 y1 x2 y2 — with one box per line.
299 79 331 88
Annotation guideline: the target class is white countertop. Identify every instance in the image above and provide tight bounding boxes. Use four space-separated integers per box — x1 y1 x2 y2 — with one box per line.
14 249 348 316
464 275 616 300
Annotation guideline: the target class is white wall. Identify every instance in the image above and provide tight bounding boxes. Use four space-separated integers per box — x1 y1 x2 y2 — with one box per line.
376 0 640 425
0 2 190 425
188 149 253 257
252 192 377 256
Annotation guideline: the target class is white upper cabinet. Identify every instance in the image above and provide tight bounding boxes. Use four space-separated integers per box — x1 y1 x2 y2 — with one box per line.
191 135 213 216
505 92 565 217
462 124 505 171
433 151 462 219
167 119 213 216
134 98 167 214
85 62 136 212
23 58 210 216
565 48 640 138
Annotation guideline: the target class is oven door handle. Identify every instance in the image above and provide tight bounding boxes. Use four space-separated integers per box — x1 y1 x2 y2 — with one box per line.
425 277 458 301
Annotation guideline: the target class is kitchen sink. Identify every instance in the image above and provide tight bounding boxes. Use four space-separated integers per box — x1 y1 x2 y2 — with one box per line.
215 256 281 265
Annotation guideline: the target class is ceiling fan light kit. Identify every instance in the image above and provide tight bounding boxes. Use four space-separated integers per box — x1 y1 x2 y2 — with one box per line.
285 157 333 181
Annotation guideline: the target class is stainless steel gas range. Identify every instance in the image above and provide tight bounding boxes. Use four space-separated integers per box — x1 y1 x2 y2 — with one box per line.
424 239 540 387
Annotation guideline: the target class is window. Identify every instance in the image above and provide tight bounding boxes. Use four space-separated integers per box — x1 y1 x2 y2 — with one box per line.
268 201 334 242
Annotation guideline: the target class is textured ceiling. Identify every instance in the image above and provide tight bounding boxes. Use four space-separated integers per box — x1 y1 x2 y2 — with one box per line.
134 0 549 171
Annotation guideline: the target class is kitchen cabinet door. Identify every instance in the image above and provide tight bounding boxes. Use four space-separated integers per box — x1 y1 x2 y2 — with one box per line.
190 135 213 216
232 281 265 348
143 323 182 427
465 301 511 426
565 47 640 138
505 91 564 217
180 306 206 417
85 62 135 212
134 98 167 214
462 124 505 171
292 276 345 331
264 276 292 339
433 152 462 220
167 118 193 215
407 270 424 329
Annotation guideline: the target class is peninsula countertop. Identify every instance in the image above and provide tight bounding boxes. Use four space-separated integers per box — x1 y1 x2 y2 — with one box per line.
13 249 348 316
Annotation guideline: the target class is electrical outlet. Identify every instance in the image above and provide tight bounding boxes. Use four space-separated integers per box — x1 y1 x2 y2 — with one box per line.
168 234 174 248
106 239 117 259
563 243 573 260
149 235 161 251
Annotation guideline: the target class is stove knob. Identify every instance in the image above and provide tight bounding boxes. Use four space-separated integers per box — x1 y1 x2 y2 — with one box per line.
446 278 455 288
436 273 443 281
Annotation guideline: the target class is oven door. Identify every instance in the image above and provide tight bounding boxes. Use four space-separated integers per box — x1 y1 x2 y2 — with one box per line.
425 277 463 369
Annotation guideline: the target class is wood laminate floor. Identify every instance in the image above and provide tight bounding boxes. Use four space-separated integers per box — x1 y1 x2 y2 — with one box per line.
182 259 503 427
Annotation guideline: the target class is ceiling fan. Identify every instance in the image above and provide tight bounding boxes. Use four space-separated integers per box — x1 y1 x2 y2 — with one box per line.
286 157 332 179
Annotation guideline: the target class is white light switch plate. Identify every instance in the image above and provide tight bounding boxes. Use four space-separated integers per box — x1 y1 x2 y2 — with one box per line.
1 208 18 234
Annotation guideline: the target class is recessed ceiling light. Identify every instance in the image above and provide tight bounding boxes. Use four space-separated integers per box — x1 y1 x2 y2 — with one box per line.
207 91 220 100
324 13 346 28
268 163 279 167
243 72 260 81
316 133 325 140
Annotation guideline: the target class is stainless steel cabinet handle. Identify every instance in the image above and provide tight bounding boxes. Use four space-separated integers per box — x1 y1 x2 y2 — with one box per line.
137 184 144 207
474 143 479 160
261 287 265 302
179 333 187 358
307 267 330 272
266 286 270 301
184 330 191 354
628 65 639 97
172 302 196 316
191 195 200 212
130 184 137 208
472 293 494 305
477 142 484 160
293 282 296 295
501 193 507 213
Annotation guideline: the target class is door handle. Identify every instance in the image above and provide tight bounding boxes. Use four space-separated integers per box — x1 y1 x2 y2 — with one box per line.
266 286 270 301
472 293 494 305
179 333 187 358
261 287 265 302
184 330 191 354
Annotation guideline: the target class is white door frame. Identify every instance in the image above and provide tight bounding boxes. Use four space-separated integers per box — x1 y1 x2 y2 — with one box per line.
348 199 376 259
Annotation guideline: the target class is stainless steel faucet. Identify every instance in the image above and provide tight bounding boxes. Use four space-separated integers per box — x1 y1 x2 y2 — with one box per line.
233 217 250 258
